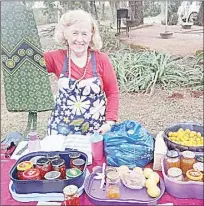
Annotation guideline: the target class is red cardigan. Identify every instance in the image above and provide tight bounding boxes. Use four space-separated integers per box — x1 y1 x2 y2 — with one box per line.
44 49 119 121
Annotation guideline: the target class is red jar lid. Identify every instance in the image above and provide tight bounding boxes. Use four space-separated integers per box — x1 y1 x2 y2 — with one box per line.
22 168 41 180
52 158 65 167
72 158 85 166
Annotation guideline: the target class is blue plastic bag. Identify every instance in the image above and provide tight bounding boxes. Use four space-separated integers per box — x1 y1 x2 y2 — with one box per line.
103 120 155 168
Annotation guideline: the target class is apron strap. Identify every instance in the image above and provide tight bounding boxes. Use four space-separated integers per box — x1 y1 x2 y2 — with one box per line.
62 56 68 75
61 51 98 77
91 51 98 77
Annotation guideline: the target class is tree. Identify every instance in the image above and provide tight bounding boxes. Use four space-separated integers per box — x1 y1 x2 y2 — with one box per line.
128 1 143 27
197 2 203 26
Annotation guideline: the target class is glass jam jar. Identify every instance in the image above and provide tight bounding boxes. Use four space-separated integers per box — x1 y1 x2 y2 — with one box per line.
69 152 80 168
17 161 33 180
167 167 183 181
165 150 180 170
186 169 203 182
52 158 66 179
180 151 196 175
47 152 60 163
22 168 41 180
36 157 52 179
72 158 85 171
63 185 80 206
106 171 121 199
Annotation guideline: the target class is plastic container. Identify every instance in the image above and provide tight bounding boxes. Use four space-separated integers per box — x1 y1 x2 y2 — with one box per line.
163 122 203 152
28 131 41 153
10 151 88 194
161 155 204 199
84 168 165 205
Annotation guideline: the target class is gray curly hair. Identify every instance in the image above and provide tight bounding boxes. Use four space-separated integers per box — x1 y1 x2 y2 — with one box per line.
54 9 102 50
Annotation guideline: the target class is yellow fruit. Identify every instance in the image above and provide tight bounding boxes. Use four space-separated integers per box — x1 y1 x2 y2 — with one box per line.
145 178 157 188
147 186 161 198
143 168 153 179
148 172 160 184
197 132 201 137
178 128 184 133
168 132 173 137
185 129 191 134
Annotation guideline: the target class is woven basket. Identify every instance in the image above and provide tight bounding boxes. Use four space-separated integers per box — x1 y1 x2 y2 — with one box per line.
163 122 204 152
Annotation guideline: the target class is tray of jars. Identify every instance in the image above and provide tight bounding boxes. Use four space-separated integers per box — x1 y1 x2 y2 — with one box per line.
163 122 203 152
9 150 88 194
161 150 204 199
84 165 165 205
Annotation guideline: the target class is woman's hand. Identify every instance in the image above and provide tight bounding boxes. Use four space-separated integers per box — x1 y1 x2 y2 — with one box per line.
98 121 115 134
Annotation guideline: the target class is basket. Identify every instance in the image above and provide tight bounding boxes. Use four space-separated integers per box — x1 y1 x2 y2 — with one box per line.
163 122 203 152
10 150 88 194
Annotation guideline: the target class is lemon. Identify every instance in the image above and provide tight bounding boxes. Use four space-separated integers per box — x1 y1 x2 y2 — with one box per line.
185 129 191 134
147 186 161 198
145 178 157 188
133 167 143 174
178 128 184 132
148 172 160 184
143 168 153 179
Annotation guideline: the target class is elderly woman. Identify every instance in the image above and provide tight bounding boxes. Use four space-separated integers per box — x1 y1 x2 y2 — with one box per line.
44 9 119 136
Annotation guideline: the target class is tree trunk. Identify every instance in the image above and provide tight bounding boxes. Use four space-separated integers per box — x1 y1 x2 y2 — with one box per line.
109 1 116 24
197 2 203 26
101 2 105 21
128 1 144 26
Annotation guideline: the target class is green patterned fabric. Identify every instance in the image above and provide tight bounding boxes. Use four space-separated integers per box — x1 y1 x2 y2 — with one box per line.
1 1 54 112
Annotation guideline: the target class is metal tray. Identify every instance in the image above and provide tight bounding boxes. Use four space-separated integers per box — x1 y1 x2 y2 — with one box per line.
84 168 165 205
10 150 88 194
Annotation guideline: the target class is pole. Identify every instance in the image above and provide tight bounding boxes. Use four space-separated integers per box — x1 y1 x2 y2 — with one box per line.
165 0 168 32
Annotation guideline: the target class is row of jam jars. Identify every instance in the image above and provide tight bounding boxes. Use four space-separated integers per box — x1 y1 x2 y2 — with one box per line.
63 185 80 206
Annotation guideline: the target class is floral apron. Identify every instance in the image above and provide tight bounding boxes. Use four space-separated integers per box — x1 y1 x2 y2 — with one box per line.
48 51 106 136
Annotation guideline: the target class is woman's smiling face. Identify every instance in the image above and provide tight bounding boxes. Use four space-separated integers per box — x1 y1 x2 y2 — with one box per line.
65 20 92 56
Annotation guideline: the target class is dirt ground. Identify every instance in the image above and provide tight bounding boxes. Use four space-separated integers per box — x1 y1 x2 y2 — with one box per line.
1 23 203 141
119 24 203 56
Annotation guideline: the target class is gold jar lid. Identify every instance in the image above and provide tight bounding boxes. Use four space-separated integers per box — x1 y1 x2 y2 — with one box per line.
186 169 203 181
107 171 120 182
17 161 33 171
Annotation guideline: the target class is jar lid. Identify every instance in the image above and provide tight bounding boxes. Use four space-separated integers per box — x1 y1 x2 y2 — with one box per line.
63 185 78 196
69 152 80 159
193 162 204 172
17 161 33 171
30 156 45 165
66 168 82 178
186 169 203 181
182 151 195 159
167 167 182 177
166 150 179 158
72 158 85 166
47 152 59 159
196 155 204 163
23 168 40 178
106 171 120 181
36 157 49 166
52 158 65 167
44 171 61 180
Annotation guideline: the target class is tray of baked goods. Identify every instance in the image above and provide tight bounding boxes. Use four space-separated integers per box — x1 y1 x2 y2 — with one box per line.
84 164 165 205
10 150 88 194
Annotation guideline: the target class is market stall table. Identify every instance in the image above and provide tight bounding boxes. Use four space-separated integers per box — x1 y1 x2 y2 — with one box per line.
1 158 203 206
